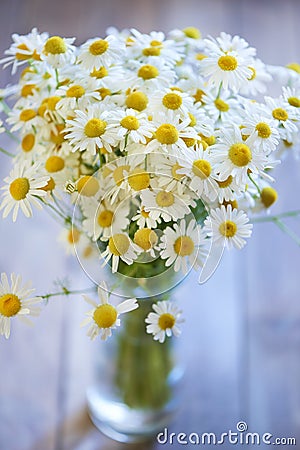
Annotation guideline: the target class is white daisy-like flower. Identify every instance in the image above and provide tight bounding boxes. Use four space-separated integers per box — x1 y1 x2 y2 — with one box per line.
140 187 193 222
77 35 125 70
150 153 187 194
7 104 45 133
209 32 256 59
160 219 207 274
202 88 240 123
215 174 244 203
108 108 155 151
101 233 141 273
145 300 184 343
130 61 176 91
177 145 219 201
65 104 117 155
0 28 48 74
0 273 42 339
146 111 198 155
58 227 88 256
132 205 160 228
204 205 252 249
42 35 76 68
81 281 138 340
0 161 49 222
282 86 300 113
242 112 280 154
82 197 130 240
264 96 298 142
148 88 193 118
239 58 272 96
200 42 252 91
209 126 271 185
56 81 100 117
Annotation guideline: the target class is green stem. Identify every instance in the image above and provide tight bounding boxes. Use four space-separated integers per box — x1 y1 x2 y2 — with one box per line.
0 99 11 114
41 286 97 300
4 127 20 143
0 147 15 157
251 210 300 223
248 172 261 194
273 218 300 246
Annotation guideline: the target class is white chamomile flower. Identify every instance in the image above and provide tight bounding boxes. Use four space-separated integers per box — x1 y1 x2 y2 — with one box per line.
242 113 280 154
108 108 155 151
0 273 42 339
58 227 88 256
146 111 197 155
101 233 141 273
215 174 244 203
282 86 300 113
177 145 218 201
211 32 256 59
65 105 117 155
0 161 49 222
202 88 240 123
0 28 48 74
7 104 45 133
145 300 184 343
140 187 193 222
264 96 298 142
149 88 193 118
201 39 252 91
132 206 160 228
204 205 252 249
56 82 100 117
78 35 124 70
150 153 187 195
239 58 272 96
42 35 76 68
210 126 270 185
131 61 176 91
160 219 207 274
82 197 130 240
81 281 138 341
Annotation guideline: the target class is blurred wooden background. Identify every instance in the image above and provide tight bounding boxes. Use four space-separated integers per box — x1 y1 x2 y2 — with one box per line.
0 0 300 449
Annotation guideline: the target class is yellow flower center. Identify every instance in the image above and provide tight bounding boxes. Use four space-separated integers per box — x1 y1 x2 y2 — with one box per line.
162 93 182 110
143 47 161 56
50 124 66 145
218 55 238 71
21 84 36 97
40 177 55 192
193 89 205 103
188 113 197 127
229 143 252 167
15 43 30 60
134 228 158 251
93 304 117 328
77 176 99 196
9 177 30 200
217 175 233 188
98 210 114 228
156 191 174 207
128 169 150 191
195 53 207 61
155 124 179 144
222 199 238 210
0 294 21 317
89 39 109 56
19 109 36 122
286 63 300 73
98 87 111 99
120 115 140 130
108 234 130 256
288 97 300 108
113 165 130 186
44 36 66 54
138 64 159 80
219 220 237 238
174 236 195 256
21 133 35 152
84 118 106 137
260 187 278 208
183 137 196 147
90 66 108 78
150 40 161 47
158 313 176 330
66 85 85 98
247 67 256 80
126 91 148 111
192 159 211 179
45 155 65 173
171 162 184 181
141 208 150 218
272 108 288 121
67 229 80 244
200 134 216 146
183 27 201 39
214 98 229 112
255 122 271 138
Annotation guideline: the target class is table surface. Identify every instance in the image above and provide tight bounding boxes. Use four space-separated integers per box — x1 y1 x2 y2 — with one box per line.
0 1 300 449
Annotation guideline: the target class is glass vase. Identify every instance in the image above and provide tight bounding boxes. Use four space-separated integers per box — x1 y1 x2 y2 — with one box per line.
86 295 184 443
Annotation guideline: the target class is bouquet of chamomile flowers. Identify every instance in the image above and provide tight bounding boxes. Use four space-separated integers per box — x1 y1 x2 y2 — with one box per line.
0 25 300 347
